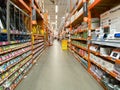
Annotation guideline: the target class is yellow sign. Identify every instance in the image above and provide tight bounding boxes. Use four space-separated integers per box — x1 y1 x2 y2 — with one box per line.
41 29 44 35
62 40 68 50
2 29 7 33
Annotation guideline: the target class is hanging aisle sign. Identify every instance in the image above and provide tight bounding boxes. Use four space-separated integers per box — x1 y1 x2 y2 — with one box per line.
32 0 37 24
83 1 88 17
32 8 36 21
83 0 88 22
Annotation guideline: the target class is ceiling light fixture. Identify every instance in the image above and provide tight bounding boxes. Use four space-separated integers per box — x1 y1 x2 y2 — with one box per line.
56 20 57 23
55 15 58 19
55 5 58 13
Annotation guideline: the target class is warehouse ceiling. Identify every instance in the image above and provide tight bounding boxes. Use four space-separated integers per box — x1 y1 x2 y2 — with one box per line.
44 0 77 30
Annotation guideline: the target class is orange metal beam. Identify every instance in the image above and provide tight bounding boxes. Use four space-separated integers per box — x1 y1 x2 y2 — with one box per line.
88 0 101 10
34 0 39 8
18 0 31 13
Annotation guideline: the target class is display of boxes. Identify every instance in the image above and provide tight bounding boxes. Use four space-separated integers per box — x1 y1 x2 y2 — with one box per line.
90 45 99 52
90 53 114 71
81 22 88 30
91 18 100 29
114 63 120 73
100 47 111 56
71 15 75 23
90 65 104 78
109 5 120 35
77 7 83 18
100 11 110 27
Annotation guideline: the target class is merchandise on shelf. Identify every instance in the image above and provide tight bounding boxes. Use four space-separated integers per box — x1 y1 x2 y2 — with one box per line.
32 25 44 35
0 50 31 73
67 0 120 89
101 73 120 90
90 53 114 71
114 63 120 74
69 5 83 26
110 49 120 60
78 56 88 68
72 41 87 49
2 55 32 89
0 46 31 62
100 47 112 56
0 42 31 53
81 22 88 30
71 31 88 39
91 18 100 29
90 64 104 79
100 11 110 27
78 49 88 57
0 5 6 31
100 5 120 41
90 45 99 52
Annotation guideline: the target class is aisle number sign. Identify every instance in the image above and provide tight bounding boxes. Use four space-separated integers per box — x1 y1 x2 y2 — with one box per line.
62 40 68 50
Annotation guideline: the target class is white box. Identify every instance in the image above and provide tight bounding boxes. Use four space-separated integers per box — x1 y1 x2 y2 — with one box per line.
100 5 120 40
106 62 114 71
77 7 83 18
110 49 120 60
100 47 111 56
109 5 120 35
91 18 100 29
90 45 99 52
100 11 110 27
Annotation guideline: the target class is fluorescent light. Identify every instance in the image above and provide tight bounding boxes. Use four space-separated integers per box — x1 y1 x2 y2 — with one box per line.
56 20 57 23
55 5 58 13
55 15 58 19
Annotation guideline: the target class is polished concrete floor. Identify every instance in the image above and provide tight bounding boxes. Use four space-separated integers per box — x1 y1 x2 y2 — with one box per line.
15 40 103 90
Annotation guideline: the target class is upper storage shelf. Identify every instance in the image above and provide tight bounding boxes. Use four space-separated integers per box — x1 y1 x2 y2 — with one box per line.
65 0 83 28
34 0 39 9
88 0 120 16
11 0 32 14
71 0 83 16
33 4 43 20
66 13 83 28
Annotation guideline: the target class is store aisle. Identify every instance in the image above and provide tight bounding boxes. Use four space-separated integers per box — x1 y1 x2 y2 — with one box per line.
15 40 103 90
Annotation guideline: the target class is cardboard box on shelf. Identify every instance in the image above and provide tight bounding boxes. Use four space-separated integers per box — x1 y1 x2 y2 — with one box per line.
91 18 100 29
100 11 110 27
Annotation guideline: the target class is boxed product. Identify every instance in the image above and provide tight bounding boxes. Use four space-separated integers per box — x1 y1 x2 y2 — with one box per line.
109 5 120 39
100 47 111 56
78 7 83 16
100 5 120 40
100 11 110 27
71 15 75 23
91 18 100 29
114 63 120 73
90 45 99 52
110 49 120 60
105 62 114 71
